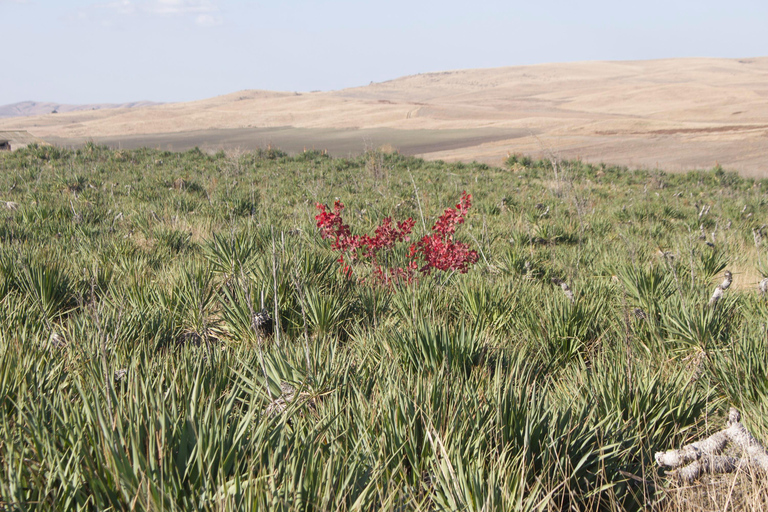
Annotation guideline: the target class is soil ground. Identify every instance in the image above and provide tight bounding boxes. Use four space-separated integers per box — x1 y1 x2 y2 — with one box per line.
46 127 530 160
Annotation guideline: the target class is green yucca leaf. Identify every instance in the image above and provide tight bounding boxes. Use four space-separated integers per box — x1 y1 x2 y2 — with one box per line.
17 259 76 322
387 319 486 374
202 230 261 280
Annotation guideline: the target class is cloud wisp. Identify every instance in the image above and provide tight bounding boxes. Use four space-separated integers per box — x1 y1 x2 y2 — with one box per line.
81 0 223 27
144 0 218 16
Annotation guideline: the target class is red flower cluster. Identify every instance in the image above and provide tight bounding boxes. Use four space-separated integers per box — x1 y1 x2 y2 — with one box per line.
315 192 479 284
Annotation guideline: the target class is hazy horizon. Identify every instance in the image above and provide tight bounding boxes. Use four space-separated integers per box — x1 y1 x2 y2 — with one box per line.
2 0 768 105
3 55 767 108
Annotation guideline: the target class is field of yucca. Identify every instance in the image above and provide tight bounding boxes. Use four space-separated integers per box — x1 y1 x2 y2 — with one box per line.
2 143 768 510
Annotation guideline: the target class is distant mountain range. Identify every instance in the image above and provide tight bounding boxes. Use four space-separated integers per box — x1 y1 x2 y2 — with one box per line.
0 100 162 119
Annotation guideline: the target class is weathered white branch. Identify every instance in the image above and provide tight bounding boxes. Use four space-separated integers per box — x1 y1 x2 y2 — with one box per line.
719 271 732 291
655 430 729 468
676 455 742 483
655 408 768 483
759 277 768 295
265 382 315 417
708 270 732 307
551 277 574 303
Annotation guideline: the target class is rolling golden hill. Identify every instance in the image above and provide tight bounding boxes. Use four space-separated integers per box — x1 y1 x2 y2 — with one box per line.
3 57 767 175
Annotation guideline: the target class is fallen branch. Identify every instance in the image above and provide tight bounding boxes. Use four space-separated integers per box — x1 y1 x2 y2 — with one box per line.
759 277 768 296
655 408 768 483
708 270 732 307
551 277 574 303
264 382 316 417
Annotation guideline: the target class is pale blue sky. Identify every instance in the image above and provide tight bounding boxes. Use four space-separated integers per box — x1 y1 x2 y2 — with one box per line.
1 0 767 104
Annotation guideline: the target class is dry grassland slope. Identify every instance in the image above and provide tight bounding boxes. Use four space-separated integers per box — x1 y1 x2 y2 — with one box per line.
2 58 767 174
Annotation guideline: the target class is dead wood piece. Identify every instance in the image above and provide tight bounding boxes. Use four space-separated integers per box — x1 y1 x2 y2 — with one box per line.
753 228 764 248
551 277 574 303
253 308 273 337
655 431 729 469
264 382 296 416
675 456 742 483
49 331 67 349
177 331 203 347
719 271 732 291
708 270 732 307
656 408 768 484
264 382 315 417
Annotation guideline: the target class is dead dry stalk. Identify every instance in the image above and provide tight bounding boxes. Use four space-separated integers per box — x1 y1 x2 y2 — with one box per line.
708 270 732 307
242 271 272 401
271 227 281 347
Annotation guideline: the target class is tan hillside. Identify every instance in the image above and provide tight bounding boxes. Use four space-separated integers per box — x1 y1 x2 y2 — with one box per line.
3 57 767 175
0 100 162 119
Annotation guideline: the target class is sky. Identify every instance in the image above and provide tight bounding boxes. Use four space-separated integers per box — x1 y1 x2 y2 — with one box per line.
1 0 767 105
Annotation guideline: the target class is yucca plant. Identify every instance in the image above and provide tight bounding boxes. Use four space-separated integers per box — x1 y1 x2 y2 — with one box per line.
529 221 579 246
387 319 486 374
490 359 552 463
17 258 76 325
696 247 729 283
616 262 675 351
584 352 715 457
0 248 17 300
457 278 516 334
663 292 738 359
616 263 674 318
496 245 540 279
295 249 337 289
517 286 610 368
170 263 222 345
219 275 267 344
430 446 542 512
709 320 768 423
489 357 620 509
202 230 261 281
301 285 352 339
98 276 178 351
352 284 391 328
251 251 296 320
390 277 448 324
154 227 195 254
374 380 433 489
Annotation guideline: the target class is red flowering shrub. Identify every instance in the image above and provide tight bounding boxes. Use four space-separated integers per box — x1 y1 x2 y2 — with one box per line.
416 192 478 274
315 192 479 284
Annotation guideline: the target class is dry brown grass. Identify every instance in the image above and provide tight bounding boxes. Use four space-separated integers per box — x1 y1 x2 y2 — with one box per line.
652 471 768 512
